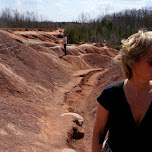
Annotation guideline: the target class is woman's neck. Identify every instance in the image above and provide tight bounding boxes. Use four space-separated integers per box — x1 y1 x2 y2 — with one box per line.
125 78 152 96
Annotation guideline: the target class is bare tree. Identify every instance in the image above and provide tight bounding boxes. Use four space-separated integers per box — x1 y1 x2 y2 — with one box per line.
77 12 90 23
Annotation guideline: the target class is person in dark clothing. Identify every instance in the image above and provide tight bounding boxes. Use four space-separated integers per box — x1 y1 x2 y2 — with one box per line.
63 33 67 56
92 30 152 152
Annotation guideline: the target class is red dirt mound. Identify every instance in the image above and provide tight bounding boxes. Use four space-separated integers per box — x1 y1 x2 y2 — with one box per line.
62 54 113 70
0 32 71 92
0 29 123 152
0 30 75 151
81 53 113 68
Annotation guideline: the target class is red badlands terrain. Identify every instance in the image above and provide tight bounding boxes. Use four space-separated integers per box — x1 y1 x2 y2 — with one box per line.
0 29 124 152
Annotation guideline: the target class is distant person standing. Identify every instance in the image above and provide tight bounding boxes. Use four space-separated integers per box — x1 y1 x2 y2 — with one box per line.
63 33 67 56
103 39 106 46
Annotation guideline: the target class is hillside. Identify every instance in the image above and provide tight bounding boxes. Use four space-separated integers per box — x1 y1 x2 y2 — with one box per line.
0 29 124 152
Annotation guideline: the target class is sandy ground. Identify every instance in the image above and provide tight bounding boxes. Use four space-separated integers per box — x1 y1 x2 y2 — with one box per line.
0 29 124 152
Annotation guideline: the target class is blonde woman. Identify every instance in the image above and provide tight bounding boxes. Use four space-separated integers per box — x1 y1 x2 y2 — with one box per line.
92 30 152 152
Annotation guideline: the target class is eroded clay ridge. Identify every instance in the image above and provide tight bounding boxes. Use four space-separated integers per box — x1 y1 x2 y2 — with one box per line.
0 29 123 152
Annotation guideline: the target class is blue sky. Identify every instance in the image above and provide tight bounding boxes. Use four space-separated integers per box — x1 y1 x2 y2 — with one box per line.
0 0 152 22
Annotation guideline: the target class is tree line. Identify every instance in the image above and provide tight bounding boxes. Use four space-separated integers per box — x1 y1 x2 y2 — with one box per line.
0 8 57 30
1 7 152 48
64 7 152 48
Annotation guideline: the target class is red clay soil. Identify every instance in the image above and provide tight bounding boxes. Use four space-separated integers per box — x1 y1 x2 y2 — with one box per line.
0 29 124 152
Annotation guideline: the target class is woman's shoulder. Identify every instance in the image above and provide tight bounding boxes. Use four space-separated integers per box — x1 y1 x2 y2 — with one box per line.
104 80 124 92
98 80 124 101
97 80 124 110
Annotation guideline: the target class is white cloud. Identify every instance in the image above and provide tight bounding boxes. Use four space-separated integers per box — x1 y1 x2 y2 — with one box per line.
16 0 22 8
0 0 3 9
75 0 152 21
29 0 43 2
0 0 152 21
56 2 63 9
62 0 70 4
80 0 152 16
108 0 151 13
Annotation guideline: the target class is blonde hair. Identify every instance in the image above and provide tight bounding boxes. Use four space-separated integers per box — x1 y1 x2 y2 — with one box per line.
121 30 152 79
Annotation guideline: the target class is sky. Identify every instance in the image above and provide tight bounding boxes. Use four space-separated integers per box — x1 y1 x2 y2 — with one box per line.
0 0 152 22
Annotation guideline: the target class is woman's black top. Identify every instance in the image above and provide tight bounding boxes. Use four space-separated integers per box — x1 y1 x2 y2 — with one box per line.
97 80 152 152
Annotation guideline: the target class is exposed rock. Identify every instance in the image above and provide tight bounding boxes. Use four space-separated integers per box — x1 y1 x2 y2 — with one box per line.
72 127 84 140
60 112 84 126
67 126 84 140
61 148 76 152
